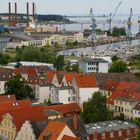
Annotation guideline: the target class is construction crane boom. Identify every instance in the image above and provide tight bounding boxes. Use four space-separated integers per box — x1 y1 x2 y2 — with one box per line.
108 1 122 33
89 8 97 42
127 8 133 37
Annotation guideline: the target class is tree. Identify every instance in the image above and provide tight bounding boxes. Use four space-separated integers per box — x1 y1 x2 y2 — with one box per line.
111 55 120 62
0 53 11 65
109 60 128 73
54 55 65 70
65 64 79 73
132 118 140 140
81 92 112 124
5 74 33 100
112 27 126 37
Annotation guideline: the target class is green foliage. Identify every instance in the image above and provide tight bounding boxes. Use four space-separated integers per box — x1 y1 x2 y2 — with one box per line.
66 40 78 46
65 64 79 73
112 27 126 37
111 55 120 62
54 55 65 70
0 53 11 65
81 92 112 124
5 74 33 100
109 60 128 73
132 118 140 140
15 46 56 64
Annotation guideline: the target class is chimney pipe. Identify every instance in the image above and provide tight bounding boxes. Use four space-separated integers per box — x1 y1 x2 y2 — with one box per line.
26 2 29 27
8 2 11 26
32 2 35 22
73 114 77 130
15 2 17 25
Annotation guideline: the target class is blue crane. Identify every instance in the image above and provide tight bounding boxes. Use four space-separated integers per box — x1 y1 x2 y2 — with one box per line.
107 1 122 33
127 8 133 37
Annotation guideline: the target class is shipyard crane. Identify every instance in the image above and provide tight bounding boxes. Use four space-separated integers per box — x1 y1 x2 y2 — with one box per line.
89 8 97 42
127 8 133 37
138 17 140 33
108 1 122 33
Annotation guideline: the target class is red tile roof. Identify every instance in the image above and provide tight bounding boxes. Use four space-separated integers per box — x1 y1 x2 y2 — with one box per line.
107 90 140 105
104 80 120 91
104 80 138 92
0 105 46 130
47 71 56 83
74 74 97 88
44 103 81 115
13 67 37 77
0 100 32 112
62 135 80 140
0 95 16 103
38 121 66 140
27 79 44 85
64 73 80 86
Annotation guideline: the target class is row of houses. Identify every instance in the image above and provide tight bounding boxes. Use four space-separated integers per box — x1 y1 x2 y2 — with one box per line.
0 66 139 107
0 95 137 140
2 32 84 50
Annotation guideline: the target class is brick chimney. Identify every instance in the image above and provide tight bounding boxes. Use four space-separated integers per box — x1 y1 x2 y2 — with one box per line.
73 113 77 130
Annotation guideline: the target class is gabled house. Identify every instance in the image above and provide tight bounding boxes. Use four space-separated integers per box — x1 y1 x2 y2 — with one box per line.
61 73 80 87
52 72 64 87
38 121 77 140
72 74 99 105
107 90 140 119
50 86 78 104
0 68 13 95
35 83 53 103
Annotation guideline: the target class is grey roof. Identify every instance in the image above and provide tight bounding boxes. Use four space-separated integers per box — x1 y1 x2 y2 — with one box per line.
0 37 11 43
0 68 13 81
44 110 62 117
93 73 138 88
30 116 88 140
57 116 88 140
30 31 79 36
85 120 137 134
134 102 140 110
115 97 138 103
56 73 64 84
30 120 49 138
58 86 73 90
82 58 108 63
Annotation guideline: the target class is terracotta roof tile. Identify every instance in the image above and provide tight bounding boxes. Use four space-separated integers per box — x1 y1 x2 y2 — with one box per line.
44 103 81 115
0 105 46 130
107 90 140 105
74 74 97 88
0 100 32 112
46 71 56 83
38 121 66 140
64 73 80 86
62 135 80 140
13 67 37 77
0 95 16 103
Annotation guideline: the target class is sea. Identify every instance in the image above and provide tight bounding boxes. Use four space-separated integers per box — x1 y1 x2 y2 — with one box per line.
58 15 140 56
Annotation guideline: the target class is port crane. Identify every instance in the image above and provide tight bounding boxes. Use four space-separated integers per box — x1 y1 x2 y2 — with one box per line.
138 17 140 33
89 8 97 42
107 1 122 33
127 8 133 37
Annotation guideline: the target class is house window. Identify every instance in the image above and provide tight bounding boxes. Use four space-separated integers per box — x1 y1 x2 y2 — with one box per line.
68 97 71 102
110 132 114 138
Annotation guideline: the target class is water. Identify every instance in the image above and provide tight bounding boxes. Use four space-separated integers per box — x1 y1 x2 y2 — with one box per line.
59 15 140 34
58 39 140 56
58 15 140 56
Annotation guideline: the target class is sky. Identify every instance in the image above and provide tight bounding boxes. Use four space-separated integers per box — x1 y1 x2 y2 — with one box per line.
0 0 140 15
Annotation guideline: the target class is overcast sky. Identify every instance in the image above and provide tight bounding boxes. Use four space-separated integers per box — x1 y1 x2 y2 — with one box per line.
0 0 139 15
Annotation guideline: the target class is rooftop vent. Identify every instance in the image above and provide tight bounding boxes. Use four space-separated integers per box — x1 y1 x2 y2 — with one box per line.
8 95 11 98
